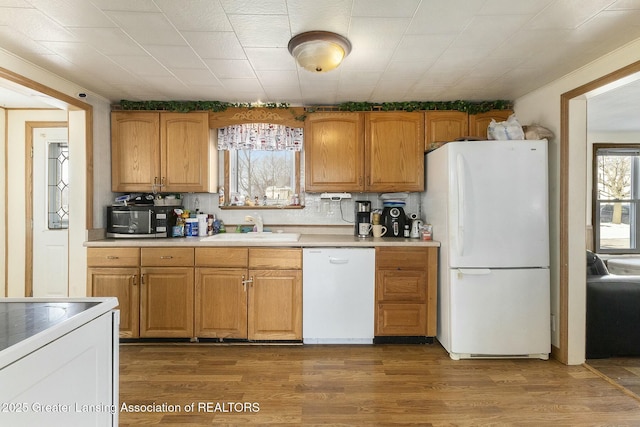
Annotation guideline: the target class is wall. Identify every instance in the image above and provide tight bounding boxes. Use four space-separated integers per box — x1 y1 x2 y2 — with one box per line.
0 107 5 296
515 37 640 364
181 192 423 231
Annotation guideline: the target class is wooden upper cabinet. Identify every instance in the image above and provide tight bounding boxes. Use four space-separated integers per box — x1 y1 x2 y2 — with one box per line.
304 112 364 192
160 112 214 193
111 112 160 192
424 111 468 151
111 111 216 193
364 112 424 192
468 109 513 139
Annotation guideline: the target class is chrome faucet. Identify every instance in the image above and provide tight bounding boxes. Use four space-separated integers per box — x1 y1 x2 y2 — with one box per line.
245 214 264 233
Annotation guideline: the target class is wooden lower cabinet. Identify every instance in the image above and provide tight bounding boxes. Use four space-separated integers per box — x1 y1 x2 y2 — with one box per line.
248 269 302 340
375 246 437 337
194 247 302 341
140 267 194 338
195 268 248 339
87 247 140 338
88 267 140 338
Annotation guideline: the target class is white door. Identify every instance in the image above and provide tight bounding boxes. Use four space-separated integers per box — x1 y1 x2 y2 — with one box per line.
33 128 69 297
449 268 550 357
447 140 550 268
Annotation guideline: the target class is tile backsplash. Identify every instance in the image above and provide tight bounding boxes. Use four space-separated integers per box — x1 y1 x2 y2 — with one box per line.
181 192 423 228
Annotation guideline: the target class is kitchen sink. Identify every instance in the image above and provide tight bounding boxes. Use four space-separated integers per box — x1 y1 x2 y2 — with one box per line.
199 232 301 242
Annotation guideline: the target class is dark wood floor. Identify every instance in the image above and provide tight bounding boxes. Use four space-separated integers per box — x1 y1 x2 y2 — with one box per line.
119 343 640 426
587 357 640 400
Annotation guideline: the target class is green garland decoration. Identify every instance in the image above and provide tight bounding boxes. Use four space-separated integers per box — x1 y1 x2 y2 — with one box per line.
117 99 513 117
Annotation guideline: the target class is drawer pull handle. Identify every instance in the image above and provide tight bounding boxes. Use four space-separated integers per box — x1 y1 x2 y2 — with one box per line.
107 256 119 260
160 255 173 259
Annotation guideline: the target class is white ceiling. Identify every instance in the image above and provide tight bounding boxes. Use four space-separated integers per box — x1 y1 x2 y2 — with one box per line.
1 0 640 130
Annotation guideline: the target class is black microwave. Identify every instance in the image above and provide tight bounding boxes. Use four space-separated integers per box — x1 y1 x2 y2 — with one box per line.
107 206 180 238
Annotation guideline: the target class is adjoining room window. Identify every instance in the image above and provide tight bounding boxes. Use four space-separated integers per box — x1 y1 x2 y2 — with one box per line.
593 145 640 253
48 141 69 229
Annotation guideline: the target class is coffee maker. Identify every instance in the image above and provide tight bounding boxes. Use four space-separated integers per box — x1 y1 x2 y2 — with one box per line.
355 200 372 237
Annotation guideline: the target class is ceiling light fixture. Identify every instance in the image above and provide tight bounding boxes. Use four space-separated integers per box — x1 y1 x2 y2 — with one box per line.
288 31 352 73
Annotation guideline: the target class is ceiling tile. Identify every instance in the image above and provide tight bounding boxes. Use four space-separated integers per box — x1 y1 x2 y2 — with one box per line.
220 0 287 15
68 28 145 55
348 17 411 50
608 0 640 9
407 0 484 34
144 45 205 68
392 34 456 61
526 0 614 30
182 31 246 59
171 68 221 86
245 47 296 70
107 55 170 76
27 0 114 28
352 0 420 17
286 0 352 35
255 70 299 86
106 11 185 46
90 0 159 12
205 59 256 79
2 8 76 41
155 0 232 31
227 13 290 47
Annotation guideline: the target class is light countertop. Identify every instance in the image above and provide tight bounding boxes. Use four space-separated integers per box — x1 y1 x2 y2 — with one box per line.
84 233 440 248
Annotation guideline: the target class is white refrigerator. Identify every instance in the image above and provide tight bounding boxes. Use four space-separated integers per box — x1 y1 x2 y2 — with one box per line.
422 140 550 360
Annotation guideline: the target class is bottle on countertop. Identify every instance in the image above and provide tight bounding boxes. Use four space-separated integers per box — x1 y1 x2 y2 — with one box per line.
403 224 410 238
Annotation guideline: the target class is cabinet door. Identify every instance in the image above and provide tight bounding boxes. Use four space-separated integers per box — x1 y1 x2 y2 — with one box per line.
376 269 427 302
468 109 513 139
111 112 160 192
425 111 468 151
140 267 194 338
248 270 302 340
195 268 248 339
88 267 139 338
376 303 427 336
304 112 364 192
160 112 212 192
365 112 424 192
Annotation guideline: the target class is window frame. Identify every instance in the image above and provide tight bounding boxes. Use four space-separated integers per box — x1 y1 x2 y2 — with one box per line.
592 143 640 254
221 150 301 209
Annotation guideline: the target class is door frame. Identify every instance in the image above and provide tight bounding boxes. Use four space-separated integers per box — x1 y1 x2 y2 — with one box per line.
25 121 68 297
0 66 93 297
559 59 640 364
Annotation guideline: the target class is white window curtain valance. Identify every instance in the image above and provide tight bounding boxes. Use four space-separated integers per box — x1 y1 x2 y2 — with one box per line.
217 123 303 151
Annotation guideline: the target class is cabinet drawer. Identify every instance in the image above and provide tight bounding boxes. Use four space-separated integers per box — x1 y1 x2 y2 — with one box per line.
248 248 302 269
87 247 140 267
376 247 429 270
195 247 248 267
376 303 427 336
141 248 194 266
376 270 427 302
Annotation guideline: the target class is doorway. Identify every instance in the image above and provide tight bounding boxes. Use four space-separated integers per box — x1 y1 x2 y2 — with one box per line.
558 60 640 364
27 125 69 297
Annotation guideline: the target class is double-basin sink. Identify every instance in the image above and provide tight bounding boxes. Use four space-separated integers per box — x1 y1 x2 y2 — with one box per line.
199 232 301 243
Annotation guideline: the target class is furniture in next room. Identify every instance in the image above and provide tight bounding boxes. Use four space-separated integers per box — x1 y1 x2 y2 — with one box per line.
586 250 640 358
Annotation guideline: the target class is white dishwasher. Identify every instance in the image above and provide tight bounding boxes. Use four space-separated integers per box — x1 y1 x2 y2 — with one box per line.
303 248 375 344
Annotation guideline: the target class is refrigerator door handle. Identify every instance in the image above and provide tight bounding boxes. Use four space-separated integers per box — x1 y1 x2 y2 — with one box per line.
456 154 466 256
457 268 492 277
